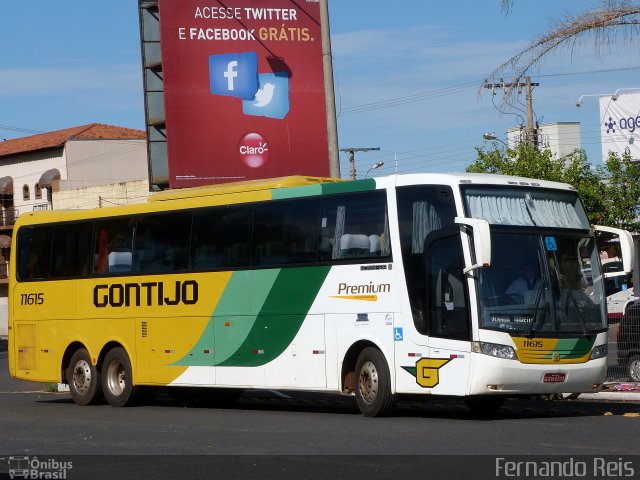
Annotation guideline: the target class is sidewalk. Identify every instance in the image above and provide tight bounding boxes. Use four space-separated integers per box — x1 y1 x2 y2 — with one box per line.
574 383 640 402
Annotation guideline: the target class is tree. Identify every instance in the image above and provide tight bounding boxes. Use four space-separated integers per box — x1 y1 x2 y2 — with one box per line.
488 2 640 102
467 144 640 231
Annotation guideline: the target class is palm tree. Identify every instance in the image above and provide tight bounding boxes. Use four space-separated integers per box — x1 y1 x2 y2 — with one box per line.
487 1 640 100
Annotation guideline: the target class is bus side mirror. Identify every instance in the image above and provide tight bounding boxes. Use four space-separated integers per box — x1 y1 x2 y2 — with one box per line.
593 225 635 275
455 217 491 274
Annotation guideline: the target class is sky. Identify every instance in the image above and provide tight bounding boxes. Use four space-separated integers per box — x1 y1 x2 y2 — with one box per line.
1 1 639 179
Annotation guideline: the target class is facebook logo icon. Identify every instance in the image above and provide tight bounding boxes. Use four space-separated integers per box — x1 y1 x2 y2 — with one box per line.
209 52 258 100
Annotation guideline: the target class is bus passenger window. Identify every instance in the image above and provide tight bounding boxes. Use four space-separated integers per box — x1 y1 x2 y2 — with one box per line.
134 212 192 273
252 198 321 266
92 218 135 275
51 222 93 278
319 191 390 262
192 205 253 269
17 226 54 281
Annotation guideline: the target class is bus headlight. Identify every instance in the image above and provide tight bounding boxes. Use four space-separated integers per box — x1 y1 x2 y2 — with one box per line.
472 341 517 360
589 344 608 360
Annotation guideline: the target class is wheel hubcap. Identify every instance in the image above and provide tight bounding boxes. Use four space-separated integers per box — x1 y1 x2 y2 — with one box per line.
72 360 92 395
106 361 126 396
358 360 379 404
631 360 640 382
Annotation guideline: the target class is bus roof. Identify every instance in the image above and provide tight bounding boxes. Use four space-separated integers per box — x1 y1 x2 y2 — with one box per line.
148 176 344 202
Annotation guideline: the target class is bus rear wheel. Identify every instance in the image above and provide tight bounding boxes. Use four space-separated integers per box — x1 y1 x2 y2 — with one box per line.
101 347 139 407
354 347 397 417
67 348 102 406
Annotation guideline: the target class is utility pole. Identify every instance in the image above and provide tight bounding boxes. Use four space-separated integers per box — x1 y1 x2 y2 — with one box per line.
339 147 380 180
483 76 540 147
319 0 340 178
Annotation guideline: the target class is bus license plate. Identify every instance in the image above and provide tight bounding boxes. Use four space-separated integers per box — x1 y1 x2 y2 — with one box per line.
543 373 566 383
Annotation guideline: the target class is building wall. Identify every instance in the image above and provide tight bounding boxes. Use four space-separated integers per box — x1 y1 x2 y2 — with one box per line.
0 147 68 214
63 139 148 189
537 122 581 158
508 122 582 158
54 179 151 210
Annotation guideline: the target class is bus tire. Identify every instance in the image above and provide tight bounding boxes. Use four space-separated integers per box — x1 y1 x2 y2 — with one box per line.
354 347 397 417
464 395 505 415
101 347 139 407
67 348 103 406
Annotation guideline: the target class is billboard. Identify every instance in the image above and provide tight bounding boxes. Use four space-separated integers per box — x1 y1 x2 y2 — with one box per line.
599 92 640 162
158 0 330 188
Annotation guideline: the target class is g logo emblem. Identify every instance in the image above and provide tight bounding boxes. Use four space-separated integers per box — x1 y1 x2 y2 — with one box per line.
415 358 451 388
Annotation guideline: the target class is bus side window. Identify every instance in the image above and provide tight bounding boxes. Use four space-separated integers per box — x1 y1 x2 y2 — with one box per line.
51 222 93 278
92 218 135 275
192 205 253 269
252 198 321 266
17 226 54 281
319 191 390 262
134 212 192 273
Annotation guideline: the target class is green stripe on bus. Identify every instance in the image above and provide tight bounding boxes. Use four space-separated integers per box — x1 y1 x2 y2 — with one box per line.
217 266 331 367
173 266 330 367
320 178 376 195
271 179 376 200
545 337 595 359
271 184 324 200
173 270 280 366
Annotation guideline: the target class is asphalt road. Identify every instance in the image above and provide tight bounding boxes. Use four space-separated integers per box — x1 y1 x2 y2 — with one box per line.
1 339 640 479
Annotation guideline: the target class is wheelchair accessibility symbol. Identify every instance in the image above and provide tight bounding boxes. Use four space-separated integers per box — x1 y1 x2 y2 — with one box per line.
394 328 403 341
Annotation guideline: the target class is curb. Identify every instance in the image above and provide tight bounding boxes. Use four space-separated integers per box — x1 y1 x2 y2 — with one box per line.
573 392 640 402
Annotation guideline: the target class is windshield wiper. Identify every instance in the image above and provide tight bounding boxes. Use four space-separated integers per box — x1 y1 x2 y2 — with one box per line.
526 284 546 338
563 290 592 337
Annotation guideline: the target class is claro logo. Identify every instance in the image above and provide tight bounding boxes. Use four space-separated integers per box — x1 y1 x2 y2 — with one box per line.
93 280 198 308
239 132 269 168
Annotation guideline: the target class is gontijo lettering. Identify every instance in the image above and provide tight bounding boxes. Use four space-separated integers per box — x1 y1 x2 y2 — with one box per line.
94 280 198 308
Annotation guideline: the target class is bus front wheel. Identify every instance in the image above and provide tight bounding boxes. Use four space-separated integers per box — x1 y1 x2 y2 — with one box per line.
67 348 103 406
354 347 397 417
101 347 139 407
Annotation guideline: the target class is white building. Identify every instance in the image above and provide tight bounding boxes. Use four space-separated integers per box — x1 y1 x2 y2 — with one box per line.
508 122 582 158
0 123 148 336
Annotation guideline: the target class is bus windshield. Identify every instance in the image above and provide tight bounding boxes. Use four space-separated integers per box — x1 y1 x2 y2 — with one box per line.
475 232 607 335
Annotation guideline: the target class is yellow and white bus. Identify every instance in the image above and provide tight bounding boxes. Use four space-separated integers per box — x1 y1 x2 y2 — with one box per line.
8 174 634 416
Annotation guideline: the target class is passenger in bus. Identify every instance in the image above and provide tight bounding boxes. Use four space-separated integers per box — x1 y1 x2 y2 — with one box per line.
505 262 539 304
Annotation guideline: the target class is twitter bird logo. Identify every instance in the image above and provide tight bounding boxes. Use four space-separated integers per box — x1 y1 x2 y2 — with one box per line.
243 73 289 119
252 82 276 107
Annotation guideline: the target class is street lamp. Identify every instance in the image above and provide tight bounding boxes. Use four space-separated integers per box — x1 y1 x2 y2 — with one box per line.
482 132 509 148
365 161 384 178
575 93 613 107
612 87 640 100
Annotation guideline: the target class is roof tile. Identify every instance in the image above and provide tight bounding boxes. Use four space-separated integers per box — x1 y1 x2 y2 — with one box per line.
0 123 146 158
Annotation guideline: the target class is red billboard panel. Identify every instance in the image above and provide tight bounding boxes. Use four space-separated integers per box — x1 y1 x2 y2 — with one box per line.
158 0 330 188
